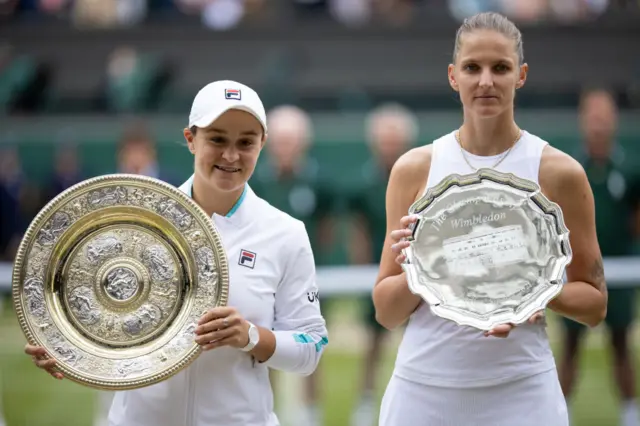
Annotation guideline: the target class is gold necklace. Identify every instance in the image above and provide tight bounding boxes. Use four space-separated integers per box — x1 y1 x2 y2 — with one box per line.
455 128 522 171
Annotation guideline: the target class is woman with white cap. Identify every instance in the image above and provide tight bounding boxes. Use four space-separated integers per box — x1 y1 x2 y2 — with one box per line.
24 80 329 426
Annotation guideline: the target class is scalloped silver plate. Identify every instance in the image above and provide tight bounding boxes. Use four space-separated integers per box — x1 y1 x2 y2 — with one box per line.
402 168 572 330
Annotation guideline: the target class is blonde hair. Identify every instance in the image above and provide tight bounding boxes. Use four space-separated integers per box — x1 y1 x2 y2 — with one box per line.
453 12 524 65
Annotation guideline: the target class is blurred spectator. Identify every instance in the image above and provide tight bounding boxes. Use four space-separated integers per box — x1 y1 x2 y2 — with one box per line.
103 46 169 113
71 0 118 28
0 146 43 261
202 0 245 30
116 0 148 26
199 0 267 29
71 0 146 28
0 172 18 262
174 0 207 15
500 0 549 22
105 46 142 110
372 0 417 26
328 0 371 27
45 140 83 201
0 42 12 76
117 121 179 185
346 103 418 426
38 0 71 16
558 88 640 426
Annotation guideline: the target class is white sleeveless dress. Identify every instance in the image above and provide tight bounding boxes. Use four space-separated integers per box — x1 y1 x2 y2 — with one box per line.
379 130 569 426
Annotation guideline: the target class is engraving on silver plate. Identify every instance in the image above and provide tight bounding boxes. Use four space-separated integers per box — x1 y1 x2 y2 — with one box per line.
195 246 216 282
24 277 46 318
130 188 157 208
402 169 572 330
49 330 83 366
114 358 153 378
88 186 128 208
86 235 124 265
156 198 193 230
37 212 71 246
68 286 102 326
122 304 163 336
104 267 140 301
141 245 174 282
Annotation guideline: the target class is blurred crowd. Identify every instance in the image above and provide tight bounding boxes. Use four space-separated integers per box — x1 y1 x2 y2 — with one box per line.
0 122 179 262
0 0 637 30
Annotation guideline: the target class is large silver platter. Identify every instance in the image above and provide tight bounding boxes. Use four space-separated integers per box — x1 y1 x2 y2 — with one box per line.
402 168 572 330
12 174 229 390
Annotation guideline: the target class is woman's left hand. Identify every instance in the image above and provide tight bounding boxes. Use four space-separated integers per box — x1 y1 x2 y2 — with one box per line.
484 310 546 338
194 306 250 351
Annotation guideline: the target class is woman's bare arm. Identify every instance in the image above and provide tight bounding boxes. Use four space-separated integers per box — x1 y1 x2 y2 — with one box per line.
372 146 432 330
540 146 608 327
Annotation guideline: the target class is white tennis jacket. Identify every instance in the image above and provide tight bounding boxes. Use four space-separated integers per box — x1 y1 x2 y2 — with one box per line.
107 176 329 426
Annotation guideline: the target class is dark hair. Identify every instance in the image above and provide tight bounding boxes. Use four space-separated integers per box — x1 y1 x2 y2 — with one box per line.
579 86 616 105
118 122 154 153
453 12 524 66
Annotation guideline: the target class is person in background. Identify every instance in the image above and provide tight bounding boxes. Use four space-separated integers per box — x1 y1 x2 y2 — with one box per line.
558 88 640 426
117 122 178 185
347 103 418 426
45 141 83 200
250 105 337 426
0 162 19 262
0 146 42 261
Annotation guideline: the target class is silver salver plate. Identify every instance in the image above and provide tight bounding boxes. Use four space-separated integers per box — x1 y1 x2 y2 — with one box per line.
402 168 572 330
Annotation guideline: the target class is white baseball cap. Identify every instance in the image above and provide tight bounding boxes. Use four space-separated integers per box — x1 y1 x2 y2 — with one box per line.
188 80 268 133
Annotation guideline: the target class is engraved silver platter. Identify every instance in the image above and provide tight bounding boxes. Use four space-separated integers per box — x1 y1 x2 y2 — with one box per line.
402 168 572 331
12 174 229 390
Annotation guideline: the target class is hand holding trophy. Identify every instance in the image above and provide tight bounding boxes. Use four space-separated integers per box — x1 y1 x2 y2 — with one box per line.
12 174 229 390
391 168 572 335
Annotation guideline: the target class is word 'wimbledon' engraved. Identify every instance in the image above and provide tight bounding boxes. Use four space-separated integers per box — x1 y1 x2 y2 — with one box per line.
450 212 507 230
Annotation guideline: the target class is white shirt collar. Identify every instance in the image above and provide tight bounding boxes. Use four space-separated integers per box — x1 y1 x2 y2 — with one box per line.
178 175 254 227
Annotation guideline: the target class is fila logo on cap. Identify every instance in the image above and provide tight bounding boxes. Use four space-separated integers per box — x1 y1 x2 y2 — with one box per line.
238 249 256 269
225 89 241 100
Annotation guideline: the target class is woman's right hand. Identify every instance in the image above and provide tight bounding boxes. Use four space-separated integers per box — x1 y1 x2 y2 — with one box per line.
389 214 419 265
24 344 64 380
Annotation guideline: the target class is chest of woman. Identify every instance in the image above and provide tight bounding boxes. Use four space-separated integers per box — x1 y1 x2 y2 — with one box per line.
214 219 284 329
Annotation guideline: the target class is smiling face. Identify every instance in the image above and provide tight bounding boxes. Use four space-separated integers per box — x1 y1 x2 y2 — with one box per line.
184 109 266 193
448 29 527 119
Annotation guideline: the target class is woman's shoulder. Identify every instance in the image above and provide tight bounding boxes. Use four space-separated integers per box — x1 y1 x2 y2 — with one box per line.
394 130 456 175
393 144 433 179
252 195 308 236
539 144 588 198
